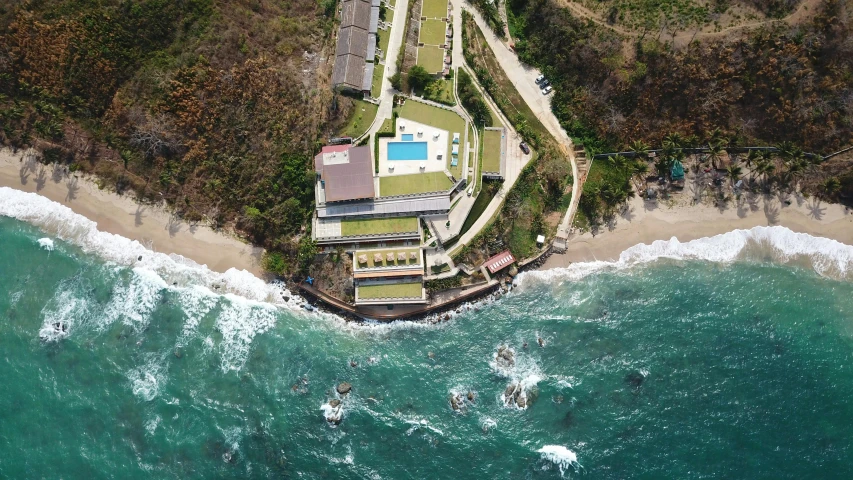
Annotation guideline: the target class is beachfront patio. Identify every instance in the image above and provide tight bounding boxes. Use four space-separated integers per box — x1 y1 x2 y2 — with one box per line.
377 117 449 177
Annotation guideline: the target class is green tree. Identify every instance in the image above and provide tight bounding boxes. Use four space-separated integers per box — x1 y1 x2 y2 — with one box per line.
297 235 318 273
628 140 650 159
407 65 433 92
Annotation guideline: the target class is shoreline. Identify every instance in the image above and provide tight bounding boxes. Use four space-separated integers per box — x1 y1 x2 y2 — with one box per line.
543 192 853 269
0 148 265 277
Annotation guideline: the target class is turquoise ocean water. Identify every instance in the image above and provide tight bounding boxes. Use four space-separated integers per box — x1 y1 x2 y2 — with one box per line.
2 188 853 478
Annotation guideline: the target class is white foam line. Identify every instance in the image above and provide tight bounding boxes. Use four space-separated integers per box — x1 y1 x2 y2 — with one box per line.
516 226 853 286
0 187 303 309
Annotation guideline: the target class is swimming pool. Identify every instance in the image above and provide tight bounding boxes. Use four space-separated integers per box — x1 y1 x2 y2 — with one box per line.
401 134 414 141
388 141 428 160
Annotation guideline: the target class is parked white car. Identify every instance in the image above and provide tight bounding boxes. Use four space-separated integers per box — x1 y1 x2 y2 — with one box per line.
541 85 553 95
535 74 545 85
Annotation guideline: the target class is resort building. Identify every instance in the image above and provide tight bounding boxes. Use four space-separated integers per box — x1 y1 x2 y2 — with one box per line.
332 0 381 93
312 99 473 305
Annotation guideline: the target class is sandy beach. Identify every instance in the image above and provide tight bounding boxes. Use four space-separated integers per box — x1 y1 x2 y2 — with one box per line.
0 148 264 276
544 190 853 269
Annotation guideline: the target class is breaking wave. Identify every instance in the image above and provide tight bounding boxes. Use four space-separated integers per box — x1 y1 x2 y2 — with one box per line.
0 187 301 308
517 226 853 286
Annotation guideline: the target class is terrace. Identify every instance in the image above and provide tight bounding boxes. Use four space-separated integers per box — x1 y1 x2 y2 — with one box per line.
355 281 427 304
396 100 467 179
482 127 506 178
421 0 448 19
419 19 447 45
341 216 419 236
416 46 446 73
354 248 422 269
379 171 453 196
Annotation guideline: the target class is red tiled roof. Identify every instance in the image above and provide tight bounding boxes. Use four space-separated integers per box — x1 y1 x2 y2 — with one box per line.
485 250 515 274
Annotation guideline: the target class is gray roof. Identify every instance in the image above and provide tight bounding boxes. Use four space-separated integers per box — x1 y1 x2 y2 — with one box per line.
333 54 366 90
362 62 374 91
366 34 377 60
336 26 369 58
341 0 372 30
370 7 379 33
318 195 451 217
316 145 375 202
372 0 380 6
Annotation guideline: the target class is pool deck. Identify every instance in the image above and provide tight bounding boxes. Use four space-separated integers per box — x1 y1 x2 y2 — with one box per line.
378 117 448 176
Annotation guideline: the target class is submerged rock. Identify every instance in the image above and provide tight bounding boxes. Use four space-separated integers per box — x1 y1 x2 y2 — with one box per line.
625 370 646 388
337 382 352 395
538 337 546 348
329 399 341 408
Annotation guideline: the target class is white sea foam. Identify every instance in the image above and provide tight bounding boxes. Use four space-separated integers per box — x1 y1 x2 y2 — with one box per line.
128 362 166 402
538 445 581 476
37 237 54 251
0 187 301 306
38 287 91 341
490 345 544 410
516 226 853 286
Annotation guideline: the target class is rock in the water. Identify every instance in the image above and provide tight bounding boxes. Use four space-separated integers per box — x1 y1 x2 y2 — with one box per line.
467 391 475 402
329 399 341 408
504 383 517 398
516 395 527 409
137 255 143 261
538 337 545 347
495 345 515 368
174 348 182 359
350 360 358 368
625 370 645 387
337 382 352 395
428 351 435 359
508 265 518 277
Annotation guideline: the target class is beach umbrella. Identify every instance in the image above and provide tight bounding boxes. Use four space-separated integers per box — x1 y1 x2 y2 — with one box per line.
358 254 368 264
386 253 395 262
374 253 383 263
397 252 407 261
409 251 418 260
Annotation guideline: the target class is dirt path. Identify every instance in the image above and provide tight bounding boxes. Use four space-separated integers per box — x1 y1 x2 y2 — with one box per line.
558 0 820 47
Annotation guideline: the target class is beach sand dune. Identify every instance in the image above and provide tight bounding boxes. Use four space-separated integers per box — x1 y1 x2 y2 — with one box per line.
0 148 264 276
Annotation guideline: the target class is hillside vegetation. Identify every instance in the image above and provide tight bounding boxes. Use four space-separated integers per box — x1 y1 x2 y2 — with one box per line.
508 0 853 202
0 0 334 268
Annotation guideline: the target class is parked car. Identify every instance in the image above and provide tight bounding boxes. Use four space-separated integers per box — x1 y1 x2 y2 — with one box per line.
541 85 553 95
520 142 530 155
467 187 474 196
535 74 545 85
540 79 550 87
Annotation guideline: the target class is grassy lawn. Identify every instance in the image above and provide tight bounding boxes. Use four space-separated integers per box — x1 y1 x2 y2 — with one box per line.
416 46 445 73
377 28 391 61
380 171 452 196
482 128 503 173
458 180 498 238
420 19 447 45
355 248 421 268
341 216 419 236
378 117 394 135
371 62 384 97
422 78 455 106
421 0 448 18
397 100 466 178
338 99 378 138
358 282 423 299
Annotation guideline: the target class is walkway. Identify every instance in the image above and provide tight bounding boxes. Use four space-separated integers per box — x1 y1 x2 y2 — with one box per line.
456 2 580 245
362 0 411 142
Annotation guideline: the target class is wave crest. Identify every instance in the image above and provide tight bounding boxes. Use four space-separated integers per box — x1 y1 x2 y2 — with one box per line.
517 226 853 285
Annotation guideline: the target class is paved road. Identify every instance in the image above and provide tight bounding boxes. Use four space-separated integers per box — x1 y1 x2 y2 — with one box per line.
364 0 410 141
455 3 580 243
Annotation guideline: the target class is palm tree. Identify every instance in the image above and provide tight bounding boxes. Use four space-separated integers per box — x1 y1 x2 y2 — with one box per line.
775 141 796 162
822 177 841 199
632 160 650 192
743 149 760 169
707 142 724 169
726 165 742 187
629 140 650 160
663 132 683 150
755 159 776 188
706 127 726 147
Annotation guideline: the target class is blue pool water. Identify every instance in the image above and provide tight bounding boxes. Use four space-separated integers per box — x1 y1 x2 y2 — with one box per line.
388 141 428 160
401 134 414 141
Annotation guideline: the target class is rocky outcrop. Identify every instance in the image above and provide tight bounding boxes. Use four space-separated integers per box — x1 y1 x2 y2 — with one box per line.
502 382 538 410
336 382 352 395
495 345 515 368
